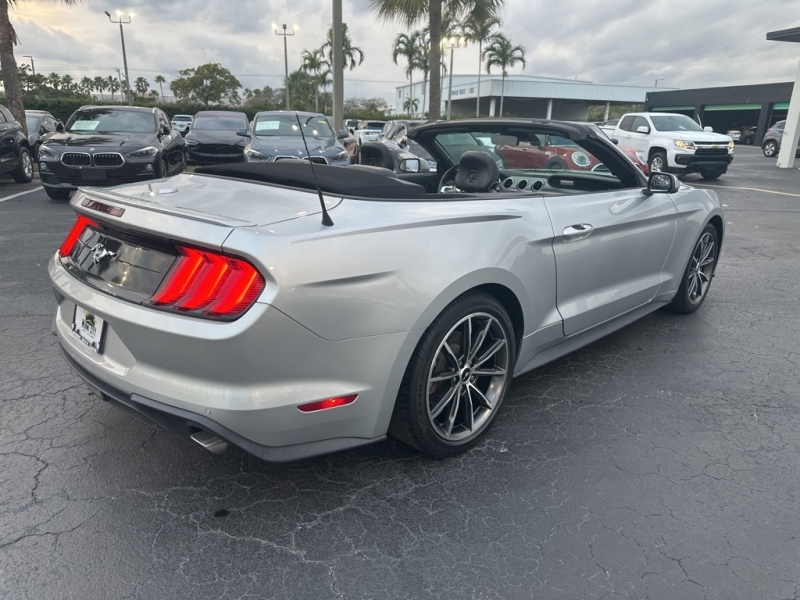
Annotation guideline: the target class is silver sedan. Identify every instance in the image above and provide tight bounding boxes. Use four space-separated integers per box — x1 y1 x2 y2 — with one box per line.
49 119 724 461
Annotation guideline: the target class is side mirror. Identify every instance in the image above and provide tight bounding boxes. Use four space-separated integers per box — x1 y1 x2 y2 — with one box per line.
704 126 714 132
55 122 64 133
161 124 171 135
611 138 619 145
348 127 355 134
337 129 349 139
636 125 650 134
236 128 250 137
645 172 679 195
398 157 420 173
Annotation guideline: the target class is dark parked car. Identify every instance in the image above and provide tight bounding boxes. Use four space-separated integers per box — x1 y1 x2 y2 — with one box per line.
726 126 757 145
243 111 351 166
0 104 34 184
183 111 248 166
762 121 800 158
37 105 185 200
25 109 60 159
370 120 437 172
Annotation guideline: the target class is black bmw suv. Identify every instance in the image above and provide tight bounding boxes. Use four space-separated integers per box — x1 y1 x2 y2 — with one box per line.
38 106 185 200
0 103 35 184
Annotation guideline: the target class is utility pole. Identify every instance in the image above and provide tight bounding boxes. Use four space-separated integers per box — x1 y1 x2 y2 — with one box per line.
443 37 466 121
22 55 35 76
332 0 344 131
105 11 133 105
273 23 296 110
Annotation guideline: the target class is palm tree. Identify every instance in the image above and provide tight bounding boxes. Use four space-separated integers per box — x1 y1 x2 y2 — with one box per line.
79 76 93 96
403 96 419 116
46 72 60 90
462 14 500 117
61 74 74 93
149 89 159 100
300 48 329 112
93 76 106 100
154 75 166 101
483 33 525 117
134 76 149 96
321 23 364 71
392 31 422 118
106 75 119 101
0 0 84 134
367 0 504 122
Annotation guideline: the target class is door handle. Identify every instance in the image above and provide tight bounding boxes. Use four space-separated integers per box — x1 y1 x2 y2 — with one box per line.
563 223 594 241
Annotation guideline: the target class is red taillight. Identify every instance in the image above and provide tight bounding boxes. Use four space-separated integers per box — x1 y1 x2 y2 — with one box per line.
151 245 265 320
59 215 100 257
297 395 358 413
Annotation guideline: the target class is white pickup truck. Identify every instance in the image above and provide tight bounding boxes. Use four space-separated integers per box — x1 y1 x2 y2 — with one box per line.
612 112 734 180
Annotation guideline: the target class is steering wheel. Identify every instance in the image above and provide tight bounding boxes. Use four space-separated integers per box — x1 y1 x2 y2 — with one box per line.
438 165 460 193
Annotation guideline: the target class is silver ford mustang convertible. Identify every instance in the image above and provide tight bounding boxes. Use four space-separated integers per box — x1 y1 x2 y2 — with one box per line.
50 119 724 461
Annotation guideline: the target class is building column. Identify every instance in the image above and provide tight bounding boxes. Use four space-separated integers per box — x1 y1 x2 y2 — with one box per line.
546 99 553 120
604 101 610 121
777 56 800 168
489 98 496 118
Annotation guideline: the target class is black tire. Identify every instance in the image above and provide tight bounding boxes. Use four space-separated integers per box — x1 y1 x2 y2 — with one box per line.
12 147 34 184
648 150 667 173
763 140 778 157
743 136 753 145
546 157 566 171
389 292 516 458
701 172 722 180
45 187 71 200
667 223 719 314
159 157 169 178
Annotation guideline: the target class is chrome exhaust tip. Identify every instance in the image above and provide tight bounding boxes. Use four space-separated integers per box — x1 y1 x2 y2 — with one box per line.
190 429 228 455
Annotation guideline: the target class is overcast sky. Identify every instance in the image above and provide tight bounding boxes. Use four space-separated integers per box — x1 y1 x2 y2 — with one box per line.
12 0 800 107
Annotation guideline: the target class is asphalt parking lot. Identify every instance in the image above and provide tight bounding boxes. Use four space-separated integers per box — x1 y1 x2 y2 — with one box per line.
1 146 799 599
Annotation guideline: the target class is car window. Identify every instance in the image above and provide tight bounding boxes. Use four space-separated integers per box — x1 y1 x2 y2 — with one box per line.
66 109 155 134
43 117 56 131
631 116 650 132
25 116 38 130
157 111 171 131
618 116 634 132
0 107 12 122
650 114 703 132
774 121 785 130
193 115 248 130
253 114 333 138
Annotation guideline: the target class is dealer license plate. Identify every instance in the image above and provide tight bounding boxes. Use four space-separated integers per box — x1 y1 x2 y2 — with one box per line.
72 305 105 353
81 168 107 181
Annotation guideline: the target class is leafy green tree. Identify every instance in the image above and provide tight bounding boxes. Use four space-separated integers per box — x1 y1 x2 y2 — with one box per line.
392 31 423 118
462 14 500 117
46 72 60 90
321 23 364 71
106 76 120 102
242 85 284 112
286 70 317 111
170 63 241 109
79 76 93 96
154 75 166 101
344 97 390 120
134 76 149 96
483 33 526 117
367 0 504 121
148 89 159 100
403 96 420 116
301 48 329 112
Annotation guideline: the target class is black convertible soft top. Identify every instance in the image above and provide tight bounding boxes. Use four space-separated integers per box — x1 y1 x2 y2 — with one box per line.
195 162 427 199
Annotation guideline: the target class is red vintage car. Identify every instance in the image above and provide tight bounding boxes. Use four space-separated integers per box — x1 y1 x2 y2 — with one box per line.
497 134 601 171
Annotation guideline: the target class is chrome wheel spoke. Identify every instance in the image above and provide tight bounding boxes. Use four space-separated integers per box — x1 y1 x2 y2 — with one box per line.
429 371 459 383
430 385 458 419
474 339 506 369
445 391 461 436
687 273 698 298
442 341 461 369
463 388 475 432
462 317 472 366
472 366 506 378
468 383 494 410
469 319 492 362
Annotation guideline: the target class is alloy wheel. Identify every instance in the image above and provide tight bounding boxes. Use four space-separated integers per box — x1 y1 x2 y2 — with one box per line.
22 152 32 179
687 232 715 305
426 312 510 441
764 141 777 157
650 155 664 172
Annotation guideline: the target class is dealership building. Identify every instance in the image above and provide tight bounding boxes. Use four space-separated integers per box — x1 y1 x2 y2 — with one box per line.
395 74 670 121
644 82 794 145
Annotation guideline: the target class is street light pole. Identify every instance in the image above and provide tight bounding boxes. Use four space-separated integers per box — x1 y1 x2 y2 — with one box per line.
273 23 296 110
105 11 133 106
654 77 665 88
22 55 34 76
442 37 466 121
332 0 344 131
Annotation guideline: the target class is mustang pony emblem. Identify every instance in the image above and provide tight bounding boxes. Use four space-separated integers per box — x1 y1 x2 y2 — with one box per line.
91 242 116 265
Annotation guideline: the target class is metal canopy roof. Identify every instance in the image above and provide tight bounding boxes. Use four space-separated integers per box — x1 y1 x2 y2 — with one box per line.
766 27 800 43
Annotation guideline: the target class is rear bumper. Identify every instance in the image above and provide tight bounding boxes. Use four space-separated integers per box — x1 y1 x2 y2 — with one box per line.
49 255 415 460
59 345 385 462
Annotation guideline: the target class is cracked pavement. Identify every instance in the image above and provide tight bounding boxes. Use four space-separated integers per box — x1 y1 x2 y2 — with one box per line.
1 149 799 599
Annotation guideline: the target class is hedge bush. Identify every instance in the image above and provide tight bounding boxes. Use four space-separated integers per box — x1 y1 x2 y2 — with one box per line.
22 96 243 122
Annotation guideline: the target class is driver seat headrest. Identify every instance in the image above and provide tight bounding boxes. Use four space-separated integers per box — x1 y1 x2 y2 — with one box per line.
359 142 395 171
455 151 499 193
